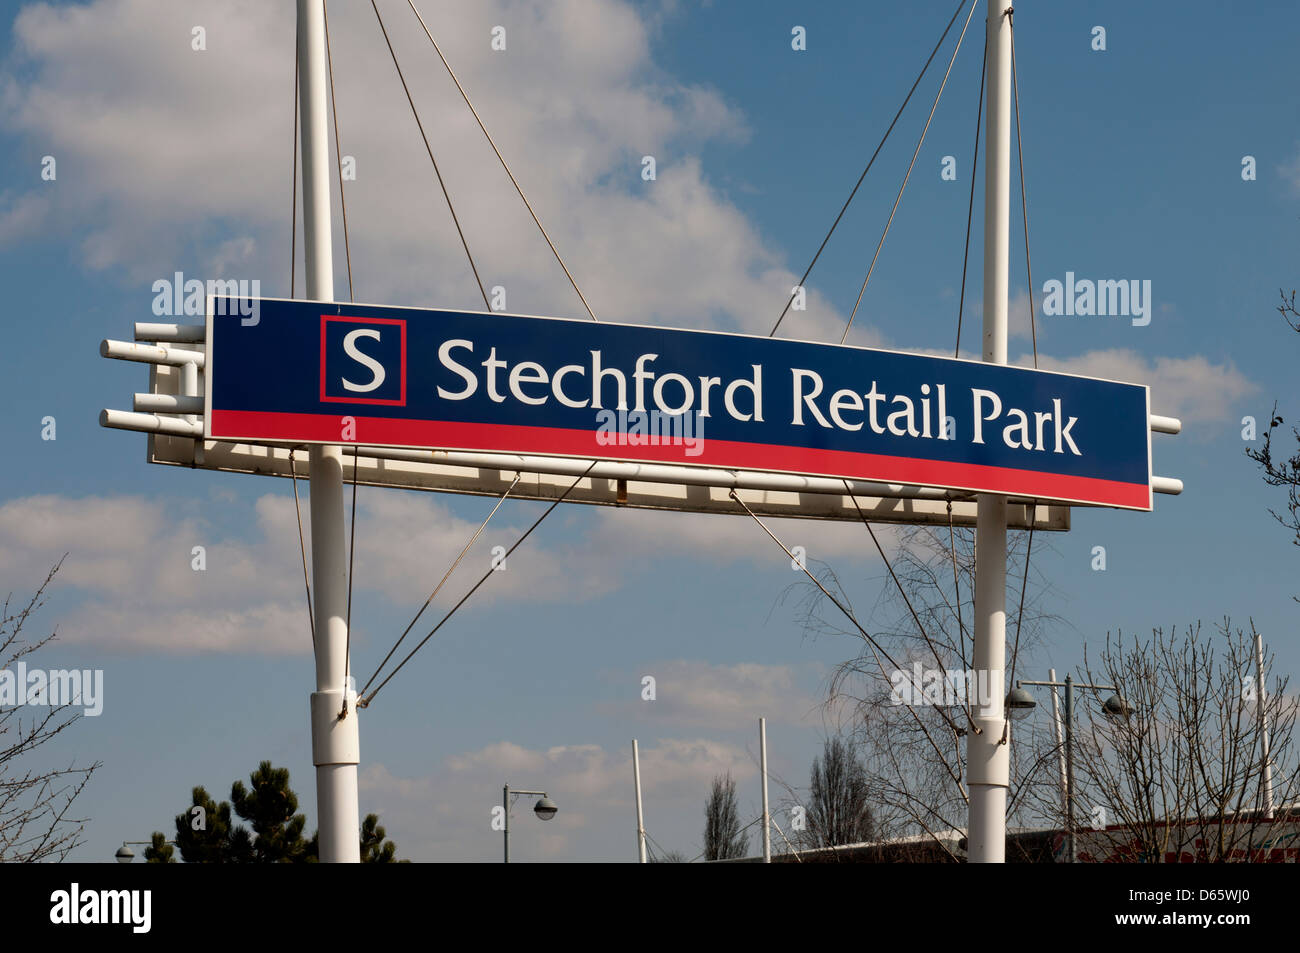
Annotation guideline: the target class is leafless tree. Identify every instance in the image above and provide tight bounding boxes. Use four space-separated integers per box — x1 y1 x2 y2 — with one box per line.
1049 619 1300 862
787 520 1060 860
703 772 748 860
800 735 873 849
1245 291 1300 589
0 559 100 862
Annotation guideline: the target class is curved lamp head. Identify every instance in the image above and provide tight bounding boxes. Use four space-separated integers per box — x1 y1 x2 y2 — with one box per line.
534 796 558 821
1005 686 1037 721
1102 694 1133 718
115 844 135 864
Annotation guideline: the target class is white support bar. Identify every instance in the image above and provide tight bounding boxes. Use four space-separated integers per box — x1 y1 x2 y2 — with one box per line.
1149 415 1182 435
133 393 204 414
1152 476 1183 495
95 405 981 502
101 339 206 368
134 322 206 343
100 408 203 437
420 448 974 501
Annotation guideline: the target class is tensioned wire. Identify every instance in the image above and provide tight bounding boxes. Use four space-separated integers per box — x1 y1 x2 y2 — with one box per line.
323 0 361 714
404 0 598 322
770 0 972 338
359 473 521 699
1006 6 1039 702
287 0 610 705
359 463 597 708
289 2 1044 718
844 482 978 734
728 490 970 797
728 489 969 740
841 0 980 345
369 0 490 310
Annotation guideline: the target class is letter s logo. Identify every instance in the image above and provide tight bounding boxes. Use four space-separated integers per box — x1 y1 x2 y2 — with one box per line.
321 315 405 405
342 329 386 393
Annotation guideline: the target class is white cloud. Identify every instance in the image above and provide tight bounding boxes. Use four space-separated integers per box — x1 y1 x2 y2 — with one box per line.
0 487 898 654
0 490 619 654
1280 147 1300 196
0 0 857 344
360 734 754 860
0 190 48 242
907 343 1256 429
605 659 826 730
1028 348 1256 427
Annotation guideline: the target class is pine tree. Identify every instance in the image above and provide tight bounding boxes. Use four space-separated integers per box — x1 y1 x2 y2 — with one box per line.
359 813 397 863
169 785 252 863
158 762 402 861
143 831 174 863
230 761 311 863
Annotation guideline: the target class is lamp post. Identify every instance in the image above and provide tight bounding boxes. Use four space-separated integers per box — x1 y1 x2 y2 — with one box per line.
502 785 557 863
1006 675 1132 863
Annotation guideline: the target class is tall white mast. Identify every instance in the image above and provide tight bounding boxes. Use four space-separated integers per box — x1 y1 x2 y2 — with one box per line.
966 0 1013 864
298 0 360 863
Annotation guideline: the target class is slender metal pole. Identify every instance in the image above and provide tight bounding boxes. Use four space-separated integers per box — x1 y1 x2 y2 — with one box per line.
760 718 772 864
966 0 1013 864
503 784 510 863
1048 668 1067 820
1253 630 1274 820
299 0 360 864
1065 675 1075 864
632 741 647 863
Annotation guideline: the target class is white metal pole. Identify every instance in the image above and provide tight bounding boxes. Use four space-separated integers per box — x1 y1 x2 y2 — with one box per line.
632 740 647 863
298 0 360 864
1048 668 1067 820
760 717 771 863
966 0 1013 864
1253 630 1274 819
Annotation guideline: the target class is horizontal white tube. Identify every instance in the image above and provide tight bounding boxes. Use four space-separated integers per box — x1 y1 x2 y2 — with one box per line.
100 408 203 437
1149 415 1182 435
399 446 974 500
134 393 204 414
101 404 1172 503
134 322 205 343
1152 475 1183 495
100 339 206 368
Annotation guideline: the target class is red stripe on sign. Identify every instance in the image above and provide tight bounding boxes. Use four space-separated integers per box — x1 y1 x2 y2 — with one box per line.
209 409 1152 510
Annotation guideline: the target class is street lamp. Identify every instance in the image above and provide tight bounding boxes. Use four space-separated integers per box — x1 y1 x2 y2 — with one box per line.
1011 674 1132 863
502 785 557 862
115 839 175 863
1005 687 1037 720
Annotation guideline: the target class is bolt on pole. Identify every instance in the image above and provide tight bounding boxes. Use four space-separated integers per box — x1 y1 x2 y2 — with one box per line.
298 0 361 864
965 0 1013 864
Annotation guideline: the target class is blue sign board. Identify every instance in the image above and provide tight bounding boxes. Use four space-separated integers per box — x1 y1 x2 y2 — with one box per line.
205 297 1152 510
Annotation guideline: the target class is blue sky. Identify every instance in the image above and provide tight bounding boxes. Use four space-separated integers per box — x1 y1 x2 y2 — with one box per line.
0 0 1296 862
